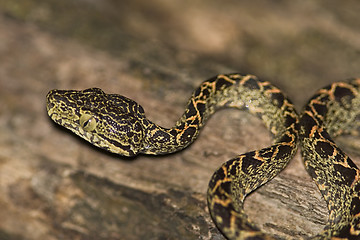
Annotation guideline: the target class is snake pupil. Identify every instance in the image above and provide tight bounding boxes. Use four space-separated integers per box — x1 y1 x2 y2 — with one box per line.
80 114 97 131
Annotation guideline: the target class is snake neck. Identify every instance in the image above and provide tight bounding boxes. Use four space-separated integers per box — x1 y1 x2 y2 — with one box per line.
139 74 242 155
140 97 213 155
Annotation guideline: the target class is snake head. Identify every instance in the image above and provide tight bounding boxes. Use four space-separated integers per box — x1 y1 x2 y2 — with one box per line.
46 88 146 156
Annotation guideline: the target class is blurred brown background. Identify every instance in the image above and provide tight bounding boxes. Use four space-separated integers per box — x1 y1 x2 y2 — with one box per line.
0 1 360 239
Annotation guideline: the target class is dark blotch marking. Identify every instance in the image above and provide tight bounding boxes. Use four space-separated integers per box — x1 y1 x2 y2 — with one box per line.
350 196 360 216
220 181 232 195
196 102 206 118
169 129 178 137
312 102 327 116
334 163 357 186
185 101 197 119
275 145 292 159
277 133 293 144
212 202 231 229
242 77 260 90
176 122 185 131
201 88 211 99
271 92 284 108
334 86 355 101
259 148 274 159
334 151 344 163
284 114 297 126
180 127 197 143
241 152 263 174
187 117 199 127
215 77 233 91
299 113 318 137
335 225 352 238
315 141 334 158
229 160 239 176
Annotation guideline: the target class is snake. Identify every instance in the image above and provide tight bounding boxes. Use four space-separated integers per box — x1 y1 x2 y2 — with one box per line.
46 73 360 239
299 79 360 239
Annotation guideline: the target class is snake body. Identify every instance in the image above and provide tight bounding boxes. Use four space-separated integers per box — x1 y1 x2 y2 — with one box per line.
46 74 360 239
300 80 360 239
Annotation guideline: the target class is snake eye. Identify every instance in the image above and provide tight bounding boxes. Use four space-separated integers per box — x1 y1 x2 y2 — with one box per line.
80 114 97 131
